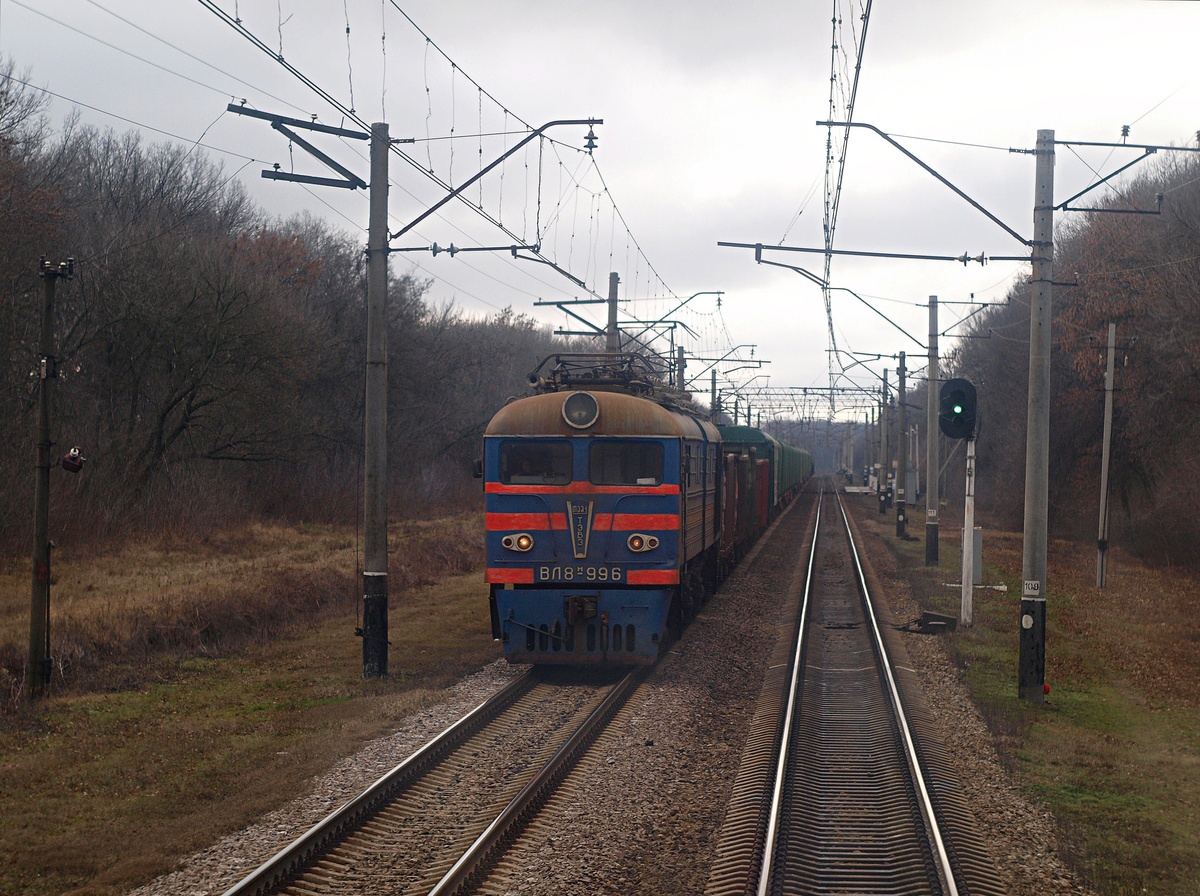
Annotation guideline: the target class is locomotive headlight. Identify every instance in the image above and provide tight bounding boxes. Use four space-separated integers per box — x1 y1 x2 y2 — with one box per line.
562 391 600 429
502 533 535 552
627 534 659 553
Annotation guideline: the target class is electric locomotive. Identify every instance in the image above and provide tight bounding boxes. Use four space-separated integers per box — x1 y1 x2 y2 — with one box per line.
483 354 719 665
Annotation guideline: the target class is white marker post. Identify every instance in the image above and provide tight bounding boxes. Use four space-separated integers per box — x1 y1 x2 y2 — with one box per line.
961 437 976 627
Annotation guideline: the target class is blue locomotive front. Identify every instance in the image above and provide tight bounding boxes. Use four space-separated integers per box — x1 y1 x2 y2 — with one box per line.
484 385 719 665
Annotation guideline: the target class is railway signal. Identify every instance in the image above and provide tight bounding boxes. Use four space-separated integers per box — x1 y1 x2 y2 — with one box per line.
935 377 980 628
938 378 977 440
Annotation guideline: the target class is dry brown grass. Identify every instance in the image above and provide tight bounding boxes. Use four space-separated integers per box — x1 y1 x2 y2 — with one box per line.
0 514 496 896
0 515 484 708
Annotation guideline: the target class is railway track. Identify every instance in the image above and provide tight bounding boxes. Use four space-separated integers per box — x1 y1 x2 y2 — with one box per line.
221 664 646 896
218 483 1006 895
707 482 1006 896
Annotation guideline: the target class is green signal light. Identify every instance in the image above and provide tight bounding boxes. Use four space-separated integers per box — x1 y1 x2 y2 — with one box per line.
939 378 977 440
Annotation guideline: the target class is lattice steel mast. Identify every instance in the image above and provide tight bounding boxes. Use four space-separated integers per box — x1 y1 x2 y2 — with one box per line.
822 0 874 415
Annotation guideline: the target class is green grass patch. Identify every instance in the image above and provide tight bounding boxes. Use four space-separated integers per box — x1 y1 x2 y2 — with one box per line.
1018 687 1200 893
849 496 1200 895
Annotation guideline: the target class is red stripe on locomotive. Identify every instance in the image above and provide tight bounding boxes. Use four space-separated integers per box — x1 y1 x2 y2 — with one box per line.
625 569 680 584
486 481 680 496
486 568 535 584
608 513 678 530
486 511 679 531
486 512 566 531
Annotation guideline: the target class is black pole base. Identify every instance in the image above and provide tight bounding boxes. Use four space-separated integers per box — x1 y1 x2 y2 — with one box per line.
1018 597 1046 702
362 573 389 679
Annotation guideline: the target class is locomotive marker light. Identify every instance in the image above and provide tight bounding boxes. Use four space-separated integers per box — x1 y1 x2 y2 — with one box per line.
502 533 535 552
627 534 660 552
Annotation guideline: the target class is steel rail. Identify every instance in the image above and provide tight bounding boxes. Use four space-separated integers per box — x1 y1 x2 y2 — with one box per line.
219 669 536 896
754 485 824 896
834 489 960 896
426 665 648 896
424 666 648 896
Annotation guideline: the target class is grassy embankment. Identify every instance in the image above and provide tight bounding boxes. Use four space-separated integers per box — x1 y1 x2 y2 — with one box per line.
0 515 499 896
850 497 1200 896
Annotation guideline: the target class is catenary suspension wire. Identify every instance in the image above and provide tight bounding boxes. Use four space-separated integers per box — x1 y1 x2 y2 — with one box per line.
822 0 875 416
195 1 738 360
38 0 304 113
199 2 684 309
1 72 259 165
343 0 355 112
13 0 263 104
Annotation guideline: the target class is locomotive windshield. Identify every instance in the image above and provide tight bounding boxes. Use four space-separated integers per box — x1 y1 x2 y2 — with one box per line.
589 440 664 486
500 440 573 485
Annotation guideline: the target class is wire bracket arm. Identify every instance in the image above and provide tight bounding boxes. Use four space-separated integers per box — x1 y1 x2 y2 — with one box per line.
817 120 1032 247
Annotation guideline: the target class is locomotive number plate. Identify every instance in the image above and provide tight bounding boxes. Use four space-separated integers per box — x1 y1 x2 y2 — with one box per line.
538 565 623 582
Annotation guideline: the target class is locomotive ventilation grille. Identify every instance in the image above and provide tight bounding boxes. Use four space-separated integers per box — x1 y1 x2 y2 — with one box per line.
525 621 637 654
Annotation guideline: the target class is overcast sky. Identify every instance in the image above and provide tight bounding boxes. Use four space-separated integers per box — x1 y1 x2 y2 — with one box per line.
4 1 1199 418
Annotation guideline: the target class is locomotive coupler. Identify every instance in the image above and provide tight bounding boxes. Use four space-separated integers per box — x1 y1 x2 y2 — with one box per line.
564 594 598 626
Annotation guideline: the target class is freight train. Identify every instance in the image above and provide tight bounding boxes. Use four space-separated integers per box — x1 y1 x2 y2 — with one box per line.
482 353 813 666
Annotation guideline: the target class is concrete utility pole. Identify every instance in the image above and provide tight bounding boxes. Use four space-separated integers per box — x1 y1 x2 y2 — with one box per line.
845 421 855 478
711 370 719 420
361 122 390 679
926 296 939 565
910 425 920 503
606 271 620 352
29 257 73 698
1097 321 1117 587
864 409 872 485
224 105 389 677
1019 129 1055 702
878 368 889 513
896 352 908 537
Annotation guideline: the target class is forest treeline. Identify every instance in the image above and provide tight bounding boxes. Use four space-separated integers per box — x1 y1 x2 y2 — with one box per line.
928 148 1200 564
5 60 1198 563
0 64 583 552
